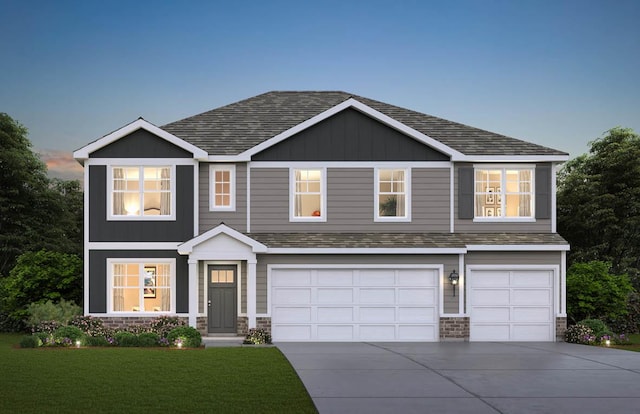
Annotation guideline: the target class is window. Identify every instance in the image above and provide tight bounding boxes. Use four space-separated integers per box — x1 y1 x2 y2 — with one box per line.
109 260 174 313
210 165 235 211
475 167 533 219
111 166 174 219
291 168 325 221
375 168 410 220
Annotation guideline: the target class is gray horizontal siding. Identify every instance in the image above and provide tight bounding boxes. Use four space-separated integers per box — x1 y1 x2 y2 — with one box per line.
465 251 562 267
256 254 459 315
199 163 247 234
454 164 552 233
250 167 450 233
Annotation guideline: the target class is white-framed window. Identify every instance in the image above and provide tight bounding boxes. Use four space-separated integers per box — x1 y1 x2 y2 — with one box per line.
375 168 411 221
290 168 326 221
109 166 175 220
474 166 534 219
107 259 175 313
210 165 236 211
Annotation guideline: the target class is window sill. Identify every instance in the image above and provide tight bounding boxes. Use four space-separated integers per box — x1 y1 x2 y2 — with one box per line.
107 215 176 221
374 217 411 222
289 217 327 223
473 217 536 223
209 207 236 212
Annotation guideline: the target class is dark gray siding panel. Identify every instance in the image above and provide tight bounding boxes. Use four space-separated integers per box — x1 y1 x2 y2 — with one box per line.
252 108 449 161
90 129 194 158
458 167 474 219
535 165 551 219
89 165 194 242
88 250 188 313
250 167 450 232
199 163 247 234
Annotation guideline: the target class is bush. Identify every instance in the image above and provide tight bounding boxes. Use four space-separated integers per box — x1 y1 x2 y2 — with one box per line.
19 335 42 348
243 329 272 345
53 326 84 342
167 326 201 348
138 332 160 347
26 299 81 328
114 331 139 347
68 315 111 337
565 324 595 344
33 320 61 335
84 336 113 347
579 319 613 338
149 316 186 338
605 291 640 334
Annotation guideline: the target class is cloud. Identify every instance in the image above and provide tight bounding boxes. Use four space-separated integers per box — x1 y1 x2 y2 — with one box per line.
38 149 84 181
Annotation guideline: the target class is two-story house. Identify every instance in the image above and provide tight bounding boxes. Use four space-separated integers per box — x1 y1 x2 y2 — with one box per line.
73 91 569 342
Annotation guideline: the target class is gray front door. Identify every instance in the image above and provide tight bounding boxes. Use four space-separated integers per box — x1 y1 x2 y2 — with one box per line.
207 265 237 333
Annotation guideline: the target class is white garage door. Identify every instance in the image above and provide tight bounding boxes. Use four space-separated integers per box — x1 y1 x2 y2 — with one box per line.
271 267 439 342
469 268 555 341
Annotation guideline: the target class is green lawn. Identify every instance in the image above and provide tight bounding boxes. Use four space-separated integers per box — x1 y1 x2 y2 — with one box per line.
612 333 640 352
0 334 317 414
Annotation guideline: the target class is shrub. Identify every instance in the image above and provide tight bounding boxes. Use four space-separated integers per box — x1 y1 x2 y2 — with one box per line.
33 320 61 335
167 326 201 348
34 331 50 344
243 329 272 345
565 324 595 344
19 335 42 348
68 315 111 337
605 291 640 334
84 336 112 347
579 319 613 338
124 324 151 335
26 299 81 328
138 332 160 347
114 331 139 347
53 326 84 342
150 316 186 338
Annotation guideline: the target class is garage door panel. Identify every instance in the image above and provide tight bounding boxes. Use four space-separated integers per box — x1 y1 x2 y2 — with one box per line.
360 325 396 340
274 325 312 340
398 288 436 305
317 288 353 304
317 325 354 340
511 271 553 287
472 289 510 306
398 307 436 322
397 270 437 286
360 307 395 322
358 269 395 285
472 307 510 322
511 289 551 305
512 324 551 341
360 288 395 304
512 307 551 322
273 307 311 323
472 271 511 287
272 270 311 286
274 288 311 304
398 325 437 340
317 270 353 286
472 324 511 341
317 307 353 322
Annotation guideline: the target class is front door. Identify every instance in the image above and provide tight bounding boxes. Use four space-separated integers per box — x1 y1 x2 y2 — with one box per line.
207 265 237 333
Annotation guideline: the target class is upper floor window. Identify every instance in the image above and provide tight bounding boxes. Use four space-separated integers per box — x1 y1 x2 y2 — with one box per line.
210 165 235 211
109 259 174 313
375 168 410 221
291 168 325 221
110 166 175 220
475 167 533 219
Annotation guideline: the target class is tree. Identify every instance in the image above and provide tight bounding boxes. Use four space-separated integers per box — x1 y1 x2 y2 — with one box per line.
0 250 83 330
558 127 640 286
566 261 632 324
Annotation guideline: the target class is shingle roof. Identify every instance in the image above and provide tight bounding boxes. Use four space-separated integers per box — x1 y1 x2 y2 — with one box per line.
248 232 568 249
161 91 567 157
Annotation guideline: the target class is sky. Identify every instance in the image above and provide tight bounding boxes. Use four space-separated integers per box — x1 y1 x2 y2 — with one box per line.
1 0 639 181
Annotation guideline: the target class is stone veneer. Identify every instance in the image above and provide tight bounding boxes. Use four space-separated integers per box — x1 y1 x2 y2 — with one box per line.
99 316 189 330
256 317 272 335
196 317 207 336
439 317 470 341
556 316 567 341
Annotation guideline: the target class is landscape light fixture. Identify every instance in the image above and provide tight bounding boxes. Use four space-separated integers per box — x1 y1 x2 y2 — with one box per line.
449 270 460 297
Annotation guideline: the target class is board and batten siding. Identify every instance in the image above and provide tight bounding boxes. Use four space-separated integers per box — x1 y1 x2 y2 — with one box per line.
255 254 460 315
249 167 450 233
454 163 552 233
199 163 247 234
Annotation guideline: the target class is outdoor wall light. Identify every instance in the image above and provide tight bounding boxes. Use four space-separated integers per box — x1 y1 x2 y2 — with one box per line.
449 270 460 297
75 340 81 348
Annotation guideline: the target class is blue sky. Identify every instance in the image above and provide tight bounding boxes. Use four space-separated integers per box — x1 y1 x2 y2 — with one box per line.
1 0 639 179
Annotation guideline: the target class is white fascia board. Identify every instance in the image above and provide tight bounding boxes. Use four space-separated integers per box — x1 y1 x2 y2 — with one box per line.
178 223 267 254
461 155 570 163
238 98 463 160
73 118 207 161
266 247 467 254
466 244 570 252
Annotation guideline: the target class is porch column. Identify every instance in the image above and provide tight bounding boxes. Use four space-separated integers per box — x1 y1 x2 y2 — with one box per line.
247 258 257 329
188 259 198 328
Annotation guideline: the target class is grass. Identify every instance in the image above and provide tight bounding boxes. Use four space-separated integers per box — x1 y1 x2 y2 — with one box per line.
0 334 317 414
611 333 640 352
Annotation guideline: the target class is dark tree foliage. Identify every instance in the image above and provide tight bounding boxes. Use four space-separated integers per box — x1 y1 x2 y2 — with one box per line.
558 127 640 288
0 113 82 277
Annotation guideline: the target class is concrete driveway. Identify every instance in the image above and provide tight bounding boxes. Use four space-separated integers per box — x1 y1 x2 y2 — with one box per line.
276 342 640 414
